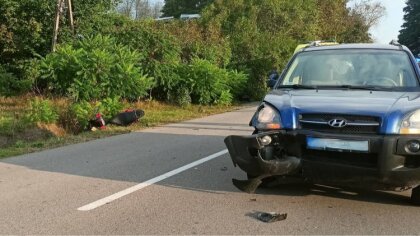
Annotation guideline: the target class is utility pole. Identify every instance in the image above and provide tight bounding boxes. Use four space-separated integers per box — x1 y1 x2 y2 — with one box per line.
67 0 75 34
52 0 75 52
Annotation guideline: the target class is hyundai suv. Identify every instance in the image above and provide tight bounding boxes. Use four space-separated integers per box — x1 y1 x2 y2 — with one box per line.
225 43 420 205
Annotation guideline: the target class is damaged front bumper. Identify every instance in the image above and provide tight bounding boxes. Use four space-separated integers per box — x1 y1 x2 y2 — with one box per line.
224 130 420 193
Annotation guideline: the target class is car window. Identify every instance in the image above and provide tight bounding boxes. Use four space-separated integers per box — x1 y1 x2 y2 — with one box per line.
280 49 418 88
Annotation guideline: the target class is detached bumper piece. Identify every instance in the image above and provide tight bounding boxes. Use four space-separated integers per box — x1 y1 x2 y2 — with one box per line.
225 131 420 193
224 133 301 193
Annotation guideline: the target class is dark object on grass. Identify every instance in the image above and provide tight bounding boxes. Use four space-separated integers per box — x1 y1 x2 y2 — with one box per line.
110 109 145 126
247 211 287 223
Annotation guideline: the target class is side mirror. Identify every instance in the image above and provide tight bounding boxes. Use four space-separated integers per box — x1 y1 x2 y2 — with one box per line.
267 69 284 88
267 79 277 88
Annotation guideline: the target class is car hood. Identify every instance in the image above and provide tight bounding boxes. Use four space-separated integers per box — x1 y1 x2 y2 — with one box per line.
264 89 420 133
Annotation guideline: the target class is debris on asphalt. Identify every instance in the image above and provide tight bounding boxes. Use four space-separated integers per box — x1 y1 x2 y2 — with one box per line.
249 198 257 202
247 211 287 223
220 167 228 171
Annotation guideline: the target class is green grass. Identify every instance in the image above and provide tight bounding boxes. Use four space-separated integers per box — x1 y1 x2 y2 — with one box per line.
0 97 241 159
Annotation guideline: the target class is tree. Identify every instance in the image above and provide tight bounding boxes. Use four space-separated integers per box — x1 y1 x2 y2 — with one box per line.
350 0 386 29
315 0 385 43
162 0 213 18
151 1 163 18
117 0 163 19
0 0 118 72
399 0 420 55
118 0 135 17
202 0 320 99
315 0 350 41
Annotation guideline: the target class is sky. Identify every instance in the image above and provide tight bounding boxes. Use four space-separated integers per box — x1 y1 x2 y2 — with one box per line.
369 0 406 44
151 0 406 44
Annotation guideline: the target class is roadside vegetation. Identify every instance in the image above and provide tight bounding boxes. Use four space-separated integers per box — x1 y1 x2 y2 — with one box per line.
0 96 238 158
0 0 387 157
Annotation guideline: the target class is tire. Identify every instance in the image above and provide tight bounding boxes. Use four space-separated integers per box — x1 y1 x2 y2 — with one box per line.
411 186 420 206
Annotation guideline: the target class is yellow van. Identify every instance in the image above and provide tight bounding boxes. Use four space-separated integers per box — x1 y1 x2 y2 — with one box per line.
293 41 339 54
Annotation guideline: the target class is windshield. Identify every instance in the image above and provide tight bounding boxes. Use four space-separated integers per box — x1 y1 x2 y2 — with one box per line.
279 49 418 89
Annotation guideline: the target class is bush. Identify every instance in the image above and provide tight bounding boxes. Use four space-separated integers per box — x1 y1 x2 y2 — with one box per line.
60 97 124 133
158 21 232 67
63 101 95 133
226 70 249 100
168 86 192 107
0 65 32 96
171 58 247 105
0 115 29 137
97 97 124 120
37 35 154 101
25 98 59 124
103 20 183 101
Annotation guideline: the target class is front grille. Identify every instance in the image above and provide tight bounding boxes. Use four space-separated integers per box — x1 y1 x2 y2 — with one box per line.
299 113 380 134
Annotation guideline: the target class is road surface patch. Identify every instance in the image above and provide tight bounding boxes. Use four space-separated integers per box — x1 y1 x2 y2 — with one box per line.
77 149 228 211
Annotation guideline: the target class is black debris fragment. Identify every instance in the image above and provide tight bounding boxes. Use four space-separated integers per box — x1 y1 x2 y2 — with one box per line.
110 109 145 126
247 211 287 223
220 167 228 171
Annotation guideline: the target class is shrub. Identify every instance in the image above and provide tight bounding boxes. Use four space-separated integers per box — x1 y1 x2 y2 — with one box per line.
97 97 124 120
172 58 247 105
0 65 32 96
226 70 249 100
61 97 124 132
104 20 183 101
168 86 192 107
25 98 59 124
37 35 154 101
158 21 232 67
0 115 29 137
63 101 95 133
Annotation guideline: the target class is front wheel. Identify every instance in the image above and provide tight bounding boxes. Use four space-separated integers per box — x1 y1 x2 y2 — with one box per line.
411 186 420 205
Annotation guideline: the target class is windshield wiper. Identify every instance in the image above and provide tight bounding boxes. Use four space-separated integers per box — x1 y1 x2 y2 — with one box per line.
277 84 394 91
277 84 318 90
333 85 393 91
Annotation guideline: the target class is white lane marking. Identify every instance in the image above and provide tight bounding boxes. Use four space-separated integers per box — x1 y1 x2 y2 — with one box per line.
77 149 229 211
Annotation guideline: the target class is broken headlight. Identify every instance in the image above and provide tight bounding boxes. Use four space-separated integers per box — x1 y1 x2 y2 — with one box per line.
254 103 282 130
400 110 420 134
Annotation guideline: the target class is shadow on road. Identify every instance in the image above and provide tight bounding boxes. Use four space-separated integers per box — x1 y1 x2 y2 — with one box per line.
256 183 412 206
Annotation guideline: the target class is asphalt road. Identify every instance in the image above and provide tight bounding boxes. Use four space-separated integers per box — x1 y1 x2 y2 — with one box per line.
1 105 419 234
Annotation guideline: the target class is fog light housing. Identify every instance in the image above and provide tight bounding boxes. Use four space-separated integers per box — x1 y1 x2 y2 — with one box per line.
406 140 420 153
260 135 272 146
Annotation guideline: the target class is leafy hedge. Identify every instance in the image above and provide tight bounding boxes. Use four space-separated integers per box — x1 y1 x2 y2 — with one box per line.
36 35 154 101
0 65 32 96
176 59 247 105
33 31 244 106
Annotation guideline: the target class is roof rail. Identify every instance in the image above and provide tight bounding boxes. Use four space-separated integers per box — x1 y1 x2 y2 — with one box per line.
389 40 403 50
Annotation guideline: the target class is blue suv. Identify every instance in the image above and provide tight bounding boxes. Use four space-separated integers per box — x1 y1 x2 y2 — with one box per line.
225 43 420 205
